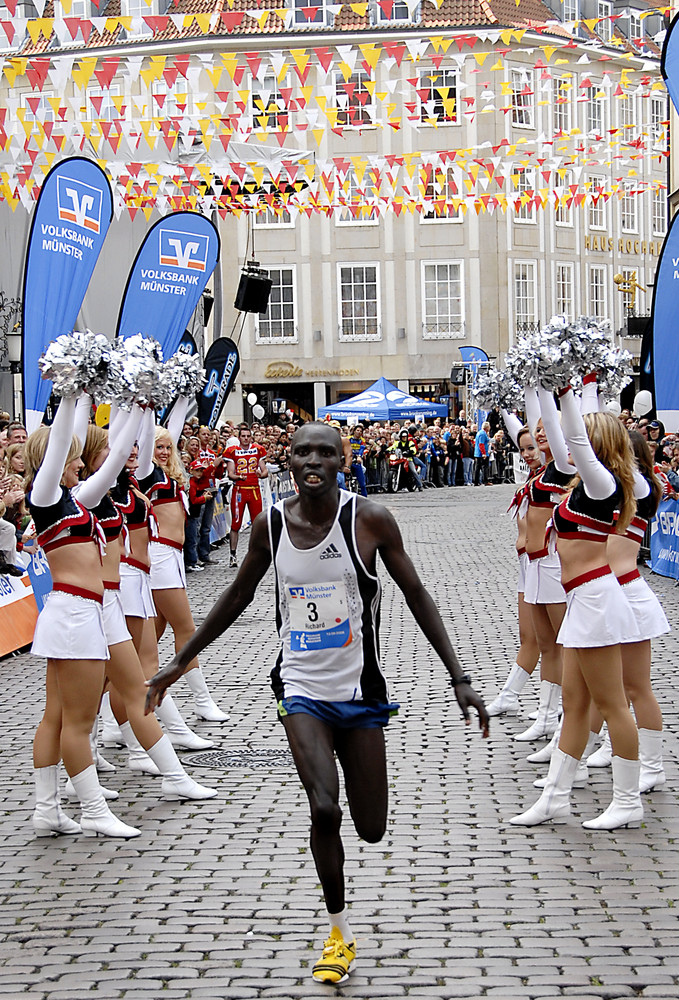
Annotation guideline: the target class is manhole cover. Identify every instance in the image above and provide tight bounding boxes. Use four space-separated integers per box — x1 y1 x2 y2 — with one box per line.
183 747 294 769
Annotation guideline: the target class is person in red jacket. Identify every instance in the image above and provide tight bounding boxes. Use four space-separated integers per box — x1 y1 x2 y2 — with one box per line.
185 459 216 573
223 424 268 568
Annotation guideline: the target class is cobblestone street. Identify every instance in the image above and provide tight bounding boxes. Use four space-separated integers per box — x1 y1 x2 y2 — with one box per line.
1 484 678 999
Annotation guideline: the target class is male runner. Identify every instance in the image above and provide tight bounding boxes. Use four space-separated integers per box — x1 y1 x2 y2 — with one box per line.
223 423 268 568
146 422 488 985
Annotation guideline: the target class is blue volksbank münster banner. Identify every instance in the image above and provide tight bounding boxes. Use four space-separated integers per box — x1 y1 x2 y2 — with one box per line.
22 156 113 433
116 212 219 359
649 211 679 433
649 497 679 582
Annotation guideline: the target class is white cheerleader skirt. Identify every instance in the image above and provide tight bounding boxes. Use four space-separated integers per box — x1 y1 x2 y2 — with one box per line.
517 548 528 595
31 585 108 661
149 539 186 591
119 560 156 620
103 585 132 647
557 567 640 649
524 548 566 606
618 570 670 642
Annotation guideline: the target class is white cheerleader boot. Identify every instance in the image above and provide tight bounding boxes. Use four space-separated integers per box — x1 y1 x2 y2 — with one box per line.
90 717 116 773
155 694 215 750
526 719 562 764
70 765 140 839
533 732 597 789
100 692 125 747
183 668 230 722
514 681 560 741
64 776 118 800
509 749 578 826
32 766 81 837
582 757 643 830
638 729 665 793
145 735 218 801
587 726 612 768
486 663 531 717
120 722 161 776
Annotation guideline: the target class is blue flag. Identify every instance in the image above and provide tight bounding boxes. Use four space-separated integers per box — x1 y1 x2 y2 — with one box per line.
650 211 679 431
116 212 219 359
661 12 679 118
22 156 113 432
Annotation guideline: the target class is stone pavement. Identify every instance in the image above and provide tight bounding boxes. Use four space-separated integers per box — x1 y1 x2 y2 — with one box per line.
1 484 678 1000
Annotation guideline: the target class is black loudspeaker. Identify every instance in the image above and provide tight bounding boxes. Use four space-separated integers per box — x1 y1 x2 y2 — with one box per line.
234 266 273 314
450 365 466 385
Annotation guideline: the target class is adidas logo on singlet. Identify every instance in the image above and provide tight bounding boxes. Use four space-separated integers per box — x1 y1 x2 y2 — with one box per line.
320 543 342 560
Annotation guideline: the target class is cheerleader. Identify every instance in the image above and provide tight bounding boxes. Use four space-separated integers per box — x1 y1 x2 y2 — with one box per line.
486 415 542 716
515 387 569 743
136 399 229 723
26 395 139 839
606 431 669 792
73 416 216 800
511 382 643 830
109 411 213 752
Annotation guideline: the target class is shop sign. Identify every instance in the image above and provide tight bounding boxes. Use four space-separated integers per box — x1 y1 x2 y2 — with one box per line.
584 235 663 255
264 362 360 379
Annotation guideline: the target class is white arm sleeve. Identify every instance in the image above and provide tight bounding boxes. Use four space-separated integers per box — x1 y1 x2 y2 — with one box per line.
73 394 92 451
580 377 600 416
76 406 144 509
31 396 78 507
501 409 523 449
633 469 651 500
537 386 575 476
559 387 616 499
524 387 541 439
166 397 190 447
136 407 156 481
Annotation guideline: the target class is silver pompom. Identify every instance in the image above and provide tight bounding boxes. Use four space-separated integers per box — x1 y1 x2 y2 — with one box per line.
99 334 164 410
39 330 112 397
162 352 206 398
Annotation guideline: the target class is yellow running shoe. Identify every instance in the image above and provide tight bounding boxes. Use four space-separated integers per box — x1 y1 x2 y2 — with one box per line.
312 927 356 984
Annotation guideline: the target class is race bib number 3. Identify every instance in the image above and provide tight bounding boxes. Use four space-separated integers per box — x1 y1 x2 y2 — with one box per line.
288 581 352 651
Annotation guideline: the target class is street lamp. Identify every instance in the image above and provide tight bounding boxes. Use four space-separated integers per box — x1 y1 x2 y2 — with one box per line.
6 323 21 374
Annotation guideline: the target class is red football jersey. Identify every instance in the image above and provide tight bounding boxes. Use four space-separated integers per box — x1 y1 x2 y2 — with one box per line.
224 443 268 487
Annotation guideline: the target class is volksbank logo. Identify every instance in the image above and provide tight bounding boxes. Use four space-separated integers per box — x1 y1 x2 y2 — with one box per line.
320 543 342 560
56 176 103 233
159 230 209 271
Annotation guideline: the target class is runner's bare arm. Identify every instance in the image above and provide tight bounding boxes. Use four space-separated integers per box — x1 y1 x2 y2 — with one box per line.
144 512 272 712
366 504 489 736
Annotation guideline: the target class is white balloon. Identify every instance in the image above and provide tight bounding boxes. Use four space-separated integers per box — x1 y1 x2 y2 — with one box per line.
633 390 653 417
605 400 622 416
247 392 258 405
252 404 265 420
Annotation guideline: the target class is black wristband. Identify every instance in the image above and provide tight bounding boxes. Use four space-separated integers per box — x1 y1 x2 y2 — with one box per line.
451 673 472 687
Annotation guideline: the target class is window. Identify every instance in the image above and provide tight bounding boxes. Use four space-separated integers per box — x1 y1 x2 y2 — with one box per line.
597 0 612 42
586 85 604 134
620 91 636 130
588 264 608 320
588 175 606 229
651 96 666 150
511 69 534 129
336 172 379 226
335 72 375 128
21 92 55 122
421 262 464 339
553 76 572 134
152 79 192 119
121 0 156 35
652 187 666 237
252 75 286 130
513 168 536 223
418 68 457 125
422 168 463 222
56 0 89 14
293 0 333 26
629 11 643 44
563 0 578 20
514 261 538 332
86 86 121 122
620 184 637 233
255 267 297 342
254 204 293 228
376 0 412 21
338 265 380 341
555 171 573 226
555 263 574 319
